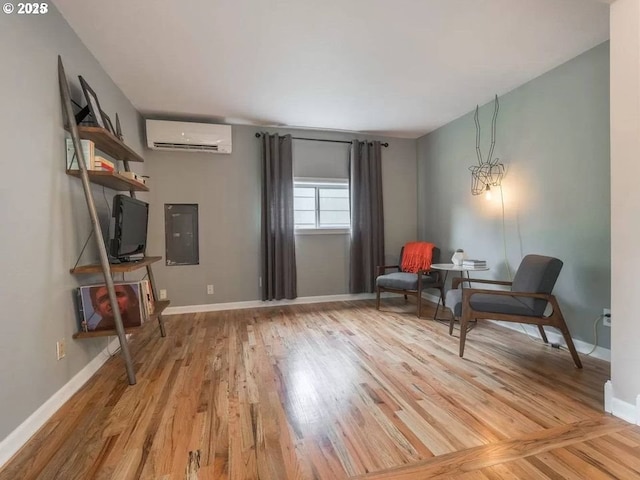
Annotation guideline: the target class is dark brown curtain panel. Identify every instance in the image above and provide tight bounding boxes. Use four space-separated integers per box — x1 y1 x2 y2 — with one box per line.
260 133 297 300
349 140 385 293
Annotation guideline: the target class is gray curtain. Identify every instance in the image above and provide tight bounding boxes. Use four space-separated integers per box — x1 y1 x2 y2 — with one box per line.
261 133 297 300
349 140 385 293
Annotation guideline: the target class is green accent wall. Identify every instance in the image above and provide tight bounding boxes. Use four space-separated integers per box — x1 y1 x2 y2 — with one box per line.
417 42 610 348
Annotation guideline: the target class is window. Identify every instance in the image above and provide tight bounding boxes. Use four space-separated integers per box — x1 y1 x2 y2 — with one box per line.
294 179 350 232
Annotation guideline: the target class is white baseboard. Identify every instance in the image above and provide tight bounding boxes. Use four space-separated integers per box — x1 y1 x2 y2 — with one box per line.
164 292 382 315
0 337 121 469
489 320 611 362
420 292 612 362
604 380 640 425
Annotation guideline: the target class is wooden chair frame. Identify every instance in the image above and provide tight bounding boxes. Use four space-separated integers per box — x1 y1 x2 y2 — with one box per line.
448 277 582 368
376 265 444 318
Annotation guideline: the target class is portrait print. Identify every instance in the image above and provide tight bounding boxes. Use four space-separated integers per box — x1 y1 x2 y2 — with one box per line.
79 282 143 331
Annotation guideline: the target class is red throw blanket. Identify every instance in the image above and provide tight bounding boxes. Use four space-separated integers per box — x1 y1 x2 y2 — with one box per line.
401 242 435 273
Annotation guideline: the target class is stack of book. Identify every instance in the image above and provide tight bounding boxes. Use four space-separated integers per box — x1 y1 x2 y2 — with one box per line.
463 259 487 268
66 139 116 172
120 171 146 185
90 156 115 171
139 279 155 320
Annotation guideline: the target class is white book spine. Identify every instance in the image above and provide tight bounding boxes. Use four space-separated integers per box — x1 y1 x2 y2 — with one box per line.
141 280 154 318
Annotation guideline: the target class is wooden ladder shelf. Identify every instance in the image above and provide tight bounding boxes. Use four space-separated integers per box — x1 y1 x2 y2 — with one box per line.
58 56 167 385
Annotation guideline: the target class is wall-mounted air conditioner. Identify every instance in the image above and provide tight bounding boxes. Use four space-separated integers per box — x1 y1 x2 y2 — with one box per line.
145 120 232 154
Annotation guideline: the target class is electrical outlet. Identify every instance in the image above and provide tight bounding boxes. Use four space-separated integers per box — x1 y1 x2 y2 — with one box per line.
603 308 611 327
159 289 167 300
56 339 66 360
207 284 214 295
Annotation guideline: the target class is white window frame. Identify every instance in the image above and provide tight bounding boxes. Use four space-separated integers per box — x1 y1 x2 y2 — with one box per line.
294 178 350 235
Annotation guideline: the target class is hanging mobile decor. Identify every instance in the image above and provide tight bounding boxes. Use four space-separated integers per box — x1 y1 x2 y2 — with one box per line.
469 95 505 196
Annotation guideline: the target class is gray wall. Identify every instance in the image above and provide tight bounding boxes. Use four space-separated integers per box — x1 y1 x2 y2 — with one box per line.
417 42 611 348
145 126 417 305
0 7 145 440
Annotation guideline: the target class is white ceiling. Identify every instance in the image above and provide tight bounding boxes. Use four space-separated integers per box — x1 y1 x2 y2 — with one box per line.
54 0 609 139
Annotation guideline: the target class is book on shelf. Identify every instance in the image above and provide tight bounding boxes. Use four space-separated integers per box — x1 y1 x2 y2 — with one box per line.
67 138 117 172
140 279 155 319
139 280 149 320
66 138 94 170
463 259 486 266
94 156 115 170
68 158 115 173
76 288 88 332
119 170 146 185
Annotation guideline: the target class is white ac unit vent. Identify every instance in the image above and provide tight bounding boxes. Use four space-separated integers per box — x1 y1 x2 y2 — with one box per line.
145 120 232 154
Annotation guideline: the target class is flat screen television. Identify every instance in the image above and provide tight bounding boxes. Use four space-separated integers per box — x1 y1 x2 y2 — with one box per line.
110 194 149 262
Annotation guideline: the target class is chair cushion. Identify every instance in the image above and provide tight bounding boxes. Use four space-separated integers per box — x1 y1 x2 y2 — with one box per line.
446 288 537 317
378 272 418 290
377 272 439 291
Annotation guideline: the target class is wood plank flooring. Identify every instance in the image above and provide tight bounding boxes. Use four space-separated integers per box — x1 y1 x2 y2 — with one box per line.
1 298 636 479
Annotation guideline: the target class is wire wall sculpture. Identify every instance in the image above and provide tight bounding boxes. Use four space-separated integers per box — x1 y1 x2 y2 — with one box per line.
469 95 505 195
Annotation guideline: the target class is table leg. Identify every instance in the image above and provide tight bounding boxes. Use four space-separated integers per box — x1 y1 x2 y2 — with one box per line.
433 270 449 319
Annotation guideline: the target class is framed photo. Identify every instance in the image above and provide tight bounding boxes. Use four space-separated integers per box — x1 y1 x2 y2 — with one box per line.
78 75 106 129
102 111 115 135
115 113 124 140
78 282 144 332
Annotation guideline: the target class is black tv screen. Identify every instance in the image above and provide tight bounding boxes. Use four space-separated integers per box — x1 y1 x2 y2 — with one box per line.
110 195 149 261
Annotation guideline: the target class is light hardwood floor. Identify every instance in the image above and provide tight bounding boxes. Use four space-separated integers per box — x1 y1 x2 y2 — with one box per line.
1 299 637 479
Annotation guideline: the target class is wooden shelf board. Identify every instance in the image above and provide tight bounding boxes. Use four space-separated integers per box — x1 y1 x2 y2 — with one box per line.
70 256 163 274
67 170 149 192
74 125 144 163
150 300 170 317
73 326 141 339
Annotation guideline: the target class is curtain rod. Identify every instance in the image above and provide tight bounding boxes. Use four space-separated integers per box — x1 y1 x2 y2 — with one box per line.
255 132 388 148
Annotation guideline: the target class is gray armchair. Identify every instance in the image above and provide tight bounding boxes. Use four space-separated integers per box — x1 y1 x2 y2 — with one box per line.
375 245 444 318
445 254 582 368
